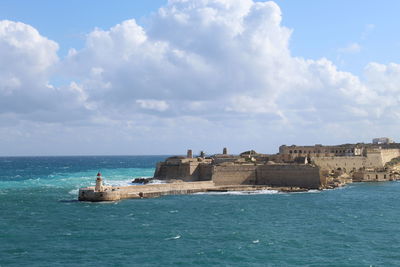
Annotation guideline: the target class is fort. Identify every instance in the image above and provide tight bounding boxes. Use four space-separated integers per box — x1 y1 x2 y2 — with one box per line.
78 137 400 202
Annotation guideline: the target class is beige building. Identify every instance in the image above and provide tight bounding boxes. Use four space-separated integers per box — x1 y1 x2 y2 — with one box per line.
279 144 363 162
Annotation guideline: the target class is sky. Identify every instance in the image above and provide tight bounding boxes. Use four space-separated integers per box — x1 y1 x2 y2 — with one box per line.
1 0 400 156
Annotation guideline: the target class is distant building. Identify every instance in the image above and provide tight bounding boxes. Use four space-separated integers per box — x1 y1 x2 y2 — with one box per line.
278 144 363 162
372 137 394 145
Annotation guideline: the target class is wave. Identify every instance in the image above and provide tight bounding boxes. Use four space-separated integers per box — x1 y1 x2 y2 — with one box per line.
165 235 181 240
195 189 280 195
69 189 79 195
196 189 326 196
0 167 155 189
104 179 132 187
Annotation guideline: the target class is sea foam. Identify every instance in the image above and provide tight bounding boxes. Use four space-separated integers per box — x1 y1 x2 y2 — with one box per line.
195 189 280 195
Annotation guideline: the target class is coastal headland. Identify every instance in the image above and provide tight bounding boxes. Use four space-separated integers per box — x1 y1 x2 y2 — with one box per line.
78 137 400 201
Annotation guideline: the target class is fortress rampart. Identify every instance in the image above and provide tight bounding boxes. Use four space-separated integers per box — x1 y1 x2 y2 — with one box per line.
312 148 400 171
212 164 257 185
153 141 400 190
78 138 400 202
154 160 323 189
155 161 201 181
256 164 323 189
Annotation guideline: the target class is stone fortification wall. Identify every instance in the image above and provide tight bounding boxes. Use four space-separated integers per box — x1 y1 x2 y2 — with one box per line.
154 162 201 181
380 149 400 165
313 156 367 172
313 149 400 171
211 164 322 189
256 164 322 189
212 164 257 185
198 164 213 181
155 159 324 189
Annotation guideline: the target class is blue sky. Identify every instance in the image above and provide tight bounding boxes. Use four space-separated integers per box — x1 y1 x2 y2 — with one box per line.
0 0 167 55
1 0 400 155
2 0 399 74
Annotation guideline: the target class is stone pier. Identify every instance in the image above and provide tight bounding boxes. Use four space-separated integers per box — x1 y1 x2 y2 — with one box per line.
78 180 312 202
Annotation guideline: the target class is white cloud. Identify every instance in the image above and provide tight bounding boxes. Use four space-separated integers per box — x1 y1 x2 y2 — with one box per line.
0 20 58 112
2 1 400 155
0 20 91 122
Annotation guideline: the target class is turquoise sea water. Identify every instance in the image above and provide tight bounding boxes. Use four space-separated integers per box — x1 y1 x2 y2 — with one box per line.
1 156 400 266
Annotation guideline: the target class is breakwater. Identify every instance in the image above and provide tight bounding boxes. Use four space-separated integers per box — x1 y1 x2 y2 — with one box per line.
78 180 310 202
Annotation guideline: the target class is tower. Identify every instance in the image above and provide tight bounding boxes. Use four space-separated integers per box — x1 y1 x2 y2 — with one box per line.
95 172 104 192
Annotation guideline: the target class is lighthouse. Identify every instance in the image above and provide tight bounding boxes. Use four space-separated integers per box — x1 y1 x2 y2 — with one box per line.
95 172 104 192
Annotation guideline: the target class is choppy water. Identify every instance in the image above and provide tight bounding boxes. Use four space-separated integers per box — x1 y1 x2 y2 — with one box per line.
1 156 400 266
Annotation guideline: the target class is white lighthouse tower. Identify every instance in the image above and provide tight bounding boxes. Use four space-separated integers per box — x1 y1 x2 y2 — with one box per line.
95 172 104 192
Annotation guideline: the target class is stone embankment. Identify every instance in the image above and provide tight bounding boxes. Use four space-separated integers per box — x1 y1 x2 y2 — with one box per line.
78 180 321 202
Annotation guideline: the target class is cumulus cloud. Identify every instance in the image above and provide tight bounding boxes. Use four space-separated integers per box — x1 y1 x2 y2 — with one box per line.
0 20 58 112
63 0 380 126
2 1 400 155
0 20 91 122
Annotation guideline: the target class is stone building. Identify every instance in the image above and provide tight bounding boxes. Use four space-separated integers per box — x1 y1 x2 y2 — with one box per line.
352 170 393 182
278 144 363 162
372 137 394 145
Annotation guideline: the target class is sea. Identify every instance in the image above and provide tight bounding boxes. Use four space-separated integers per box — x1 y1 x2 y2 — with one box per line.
1 156 400 266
